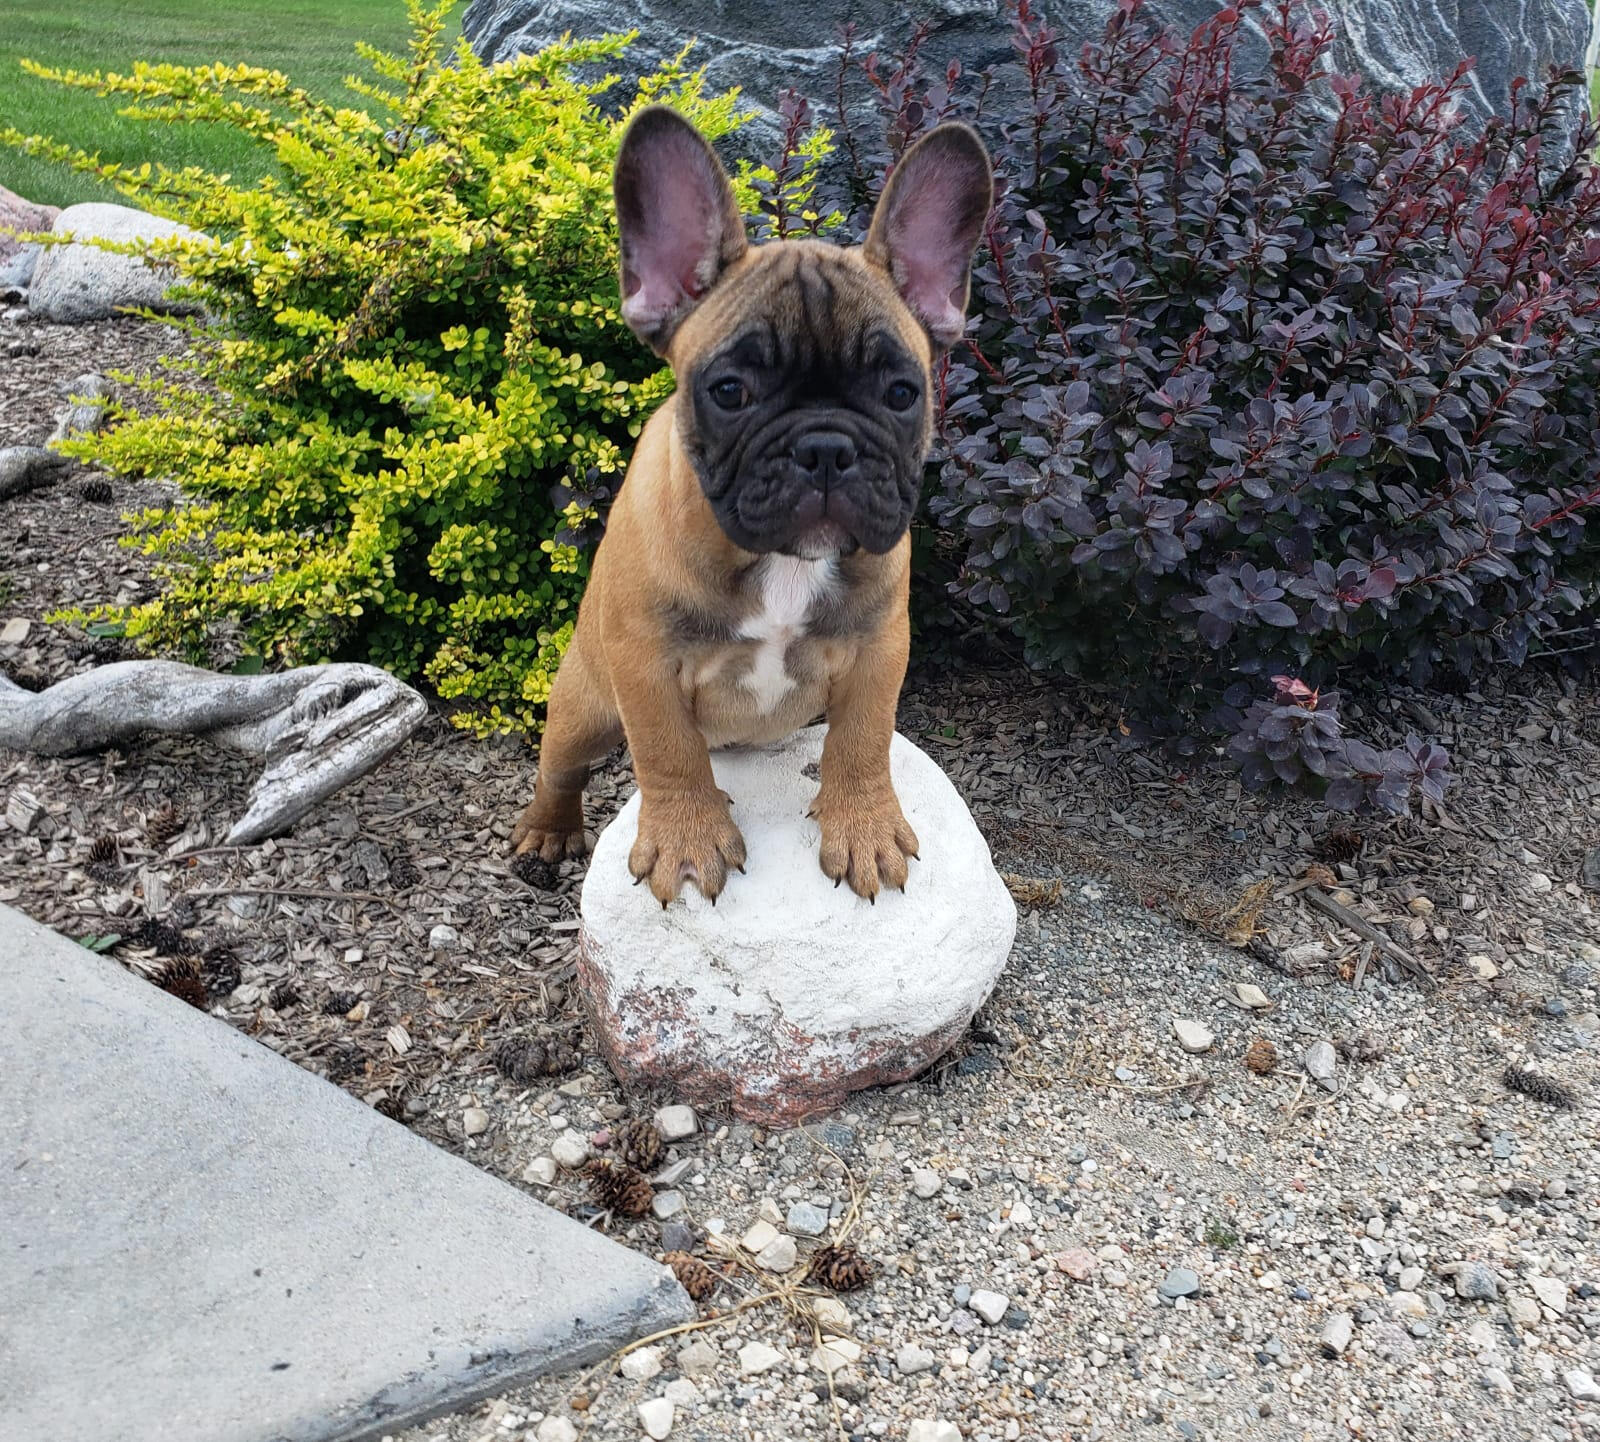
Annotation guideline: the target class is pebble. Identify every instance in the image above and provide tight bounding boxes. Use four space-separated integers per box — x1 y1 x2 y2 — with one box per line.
652 1158 694 1187
1453 1263 1499 1302
1529 1274 1568 1315
461 1107 489 1137
654 1104 698 1141
662 1378 699 1408
636 1397 674 1440
677 1340 718 1378
910 1168 944 1199
814 1338 862 1374
1567 1369 1600 1402
551 1131 592 1169
522 1156 558 1186
812 1297 853 1334
428 923 459 951
1465 954 1499 980
651 1190 686 1220
1172 1018 1214 1054
1302 1040 1337 1090
741 1220 780 1254
1319 1313 1353 1356
535 1419 579 1442
1507 1293 1541 1327
786 1201 829 1237
1397 1266 1423 1291
907 1423 961 1442
755 1234 798 1272
1055 1248 1097 1281
1159 1268 1201 1301
1527 871 1553 894
1481 1367 1514 1394
1234 982 1272 1009
620 1346 663 1382
897 1343 936 1375
738 1341 784 1376
969 1289 1011 1325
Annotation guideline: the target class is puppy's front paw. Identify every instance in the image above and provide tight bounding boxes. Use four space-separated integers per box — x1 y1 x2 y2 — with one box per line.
811 789 919 901
629 790 747 905
511 796 589 862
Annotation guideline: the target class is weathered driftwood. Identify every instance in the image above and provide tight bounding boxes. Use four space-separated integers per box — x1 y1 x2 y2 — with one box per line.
0 446 70 499
0 661 428 844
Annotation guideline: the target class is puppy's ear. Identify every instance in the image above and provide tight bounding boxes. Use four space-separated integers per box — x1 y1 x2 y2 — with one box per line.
863 123 993 349
614 106 748 354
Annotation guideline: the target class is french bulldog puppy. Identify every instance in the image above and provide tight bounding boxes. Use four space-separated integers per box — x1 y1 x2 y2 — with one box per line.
511 105 992 904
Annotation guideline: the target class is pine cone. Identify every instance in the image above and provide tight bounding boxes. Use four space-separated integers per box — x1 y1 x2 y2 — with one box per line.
809 1244 875 1293
1313 827 1363 866
492 1035 581 1085
511 851 559 890
323 989 363 1016
153 956 208 1010
662 1250 717 1301
585 1159 654 1217
203 947 242 998
146 803 184 849
612 1117 666 1171
1244 1038 1278 1075
324 1043 365 1083
1503 1065 1575 1110
268 980 300 1012
129 917 186 955
388 854 421 891
81 478 114 504
85 833 120 882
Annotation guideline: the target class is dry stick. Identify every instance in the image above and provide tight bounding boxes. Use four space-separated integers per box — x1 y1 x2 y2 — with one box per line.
1352 938 1376 991
1301 886 1430 983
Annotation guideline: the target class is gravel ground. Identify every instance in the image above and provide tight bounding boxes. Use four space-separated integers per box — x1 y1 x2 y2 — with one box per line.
2 312 1598 1442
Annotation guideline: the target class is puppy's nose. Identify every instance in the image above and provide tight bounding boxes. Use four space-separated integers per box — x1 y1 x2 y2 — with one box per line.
793 430 856 487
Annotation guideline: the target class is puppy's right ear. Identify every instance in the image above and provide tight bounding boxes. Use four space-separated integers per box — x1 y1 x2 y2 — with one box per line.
614 106 748 354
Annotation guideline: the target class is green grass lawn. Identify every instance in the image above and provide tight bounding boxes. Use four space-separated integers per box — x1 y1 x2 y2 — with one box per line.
1 0 456 208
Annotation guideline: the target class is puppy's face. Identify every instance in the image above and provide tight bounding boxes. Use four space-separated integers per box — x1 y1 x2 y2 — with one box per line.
673 244 931 558
613 109 992 560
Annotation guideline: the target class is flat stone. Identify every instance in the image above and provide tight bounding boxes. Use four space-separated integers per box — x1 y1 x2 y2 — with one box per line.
1507 1293 1541 1327
907 1421 962 1442
1567 1368 1600 1402
813 1338 862 1374
896 1343 936 1375
1319 1313 1354 1356
0 617 31 645
1453 1263 1499 1302
551 1130 592 1168
811 1296 853 1335
429 923 460 951
786 1201 829 1237
1529 1274 1568 1315
462 1106 489 1137
741 1219 780 1254
536 1419 579 1442
522 1156 559 1186
969 1288 1011 1325
650 1190 686 1220
1159 1268 1202 1301
654 1104 698 1141
738 1341 785 1376
0 905 691 1442
678 1339 719 1377
755 1235 798 1272
1055 1248 1097 1281
910 1168 943 1199
1388 1290 1429 1318
1233 983 1272 1010
621 1345 664 1382
30 203 205 324
637 1397 674 1439
1302 1040 1337 1090
1172 1018 1214 1054
578 729 1016 1125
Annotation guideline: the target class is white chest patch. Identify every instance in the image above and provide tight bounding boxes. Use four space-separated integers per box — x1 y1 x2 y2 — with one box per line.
738 555 835 713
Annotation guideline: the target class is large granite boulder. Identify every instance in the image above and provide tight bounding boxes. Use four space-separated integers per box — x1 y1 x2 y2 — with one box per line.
463 0 1594 156
0 184 58 280
28 202 204 325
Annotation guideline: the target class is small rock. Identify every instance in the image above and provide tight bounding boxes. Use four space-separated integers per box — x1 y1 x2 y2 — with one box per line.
1172 1018 1215 1054
1319 1313 1354 1356
551 1131 592 1169
1055 1248 1097 1281
1465 954 1499 980
1388 1291 1428 1319
652 1158 694 1187
0 618 31 645
1454 1263 1499 1302
812 1296 852 1334
738 1341 784 1376
650 1190 685 1220
522 1156 558 1186
741 1220 780 1254
755 1235 798 1272
1397 1266 1423 1292
969 1288 1010 1324
1158 1268 1201 1301
654 1104 698 1141
1465 1319 1497 1352
677 1339 719 1377
813 1338 862 1374
461 1107 489 1137
786 1201 829 1237
1529 1274 1568 1315
1567 1368 1600 1402
1234 982 1272 1010
428 923 459 952
1302 1041 1337 1090
659 1220 696 1252
910 1168 944 1199
1481 1367 1513 1394
535 1419 579 1442
1527 871 1553 895
907 1423 962 1442
896 1343 936 1375
662 1378 699 1408
637 1397 674 1440
1506 1293 1541 1327
621 1346 664 1382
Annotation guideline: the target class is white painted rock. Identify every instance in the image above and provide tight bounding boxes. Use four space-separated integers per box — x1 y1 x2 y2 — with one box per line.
29 203 204 324
578 727 1016 1125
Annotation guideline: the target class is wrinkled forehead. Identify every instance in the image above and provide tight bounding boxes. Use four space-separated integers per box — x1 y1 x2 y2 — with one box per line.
671 240 931 376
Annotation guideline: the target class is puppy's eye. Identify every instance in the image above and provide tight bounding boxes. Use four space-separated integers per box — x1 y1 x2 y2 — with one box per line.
709 377 749 411
885 380 919 412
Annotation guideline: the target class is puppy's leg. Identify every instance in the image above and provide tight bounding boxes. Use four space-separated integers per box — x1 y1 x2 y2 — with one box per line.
811 605 918 900
615 664 746 906
512 630 622 861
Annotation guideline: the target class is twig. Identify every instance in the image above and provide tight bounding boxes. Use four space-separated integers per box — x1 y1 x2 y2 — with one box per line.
1301 886 1430 984
1352 939 1375 990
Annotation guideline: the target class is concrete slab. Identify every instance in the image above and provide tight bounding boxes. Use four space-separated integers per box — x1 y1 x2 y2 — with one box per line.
0 906 691 1442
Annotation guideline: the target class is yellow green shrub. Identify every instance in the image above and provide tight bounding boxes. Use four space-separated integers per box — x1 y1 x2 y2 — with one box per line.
1 2 759 734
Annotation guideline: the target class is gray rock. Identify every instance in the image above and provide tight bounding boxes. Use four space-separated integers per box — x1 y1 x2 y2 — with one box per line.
1319 1313 1354 1356
30 202 204 325
637 1396 674 1440
1567 1368 1600 1402
910 1168 943 1199
654 1104 698 1141
462 0 1590 161
0 905 691 1442
0 446 70 501
650 1190 686 1220
0 244 41 292
786 1201 829 1237
1159 1267 1202 1301
1454 1262 1500 1302
0 185 58 266
49 372 110 445
969 1288 1010 1325
1172 1018 1215 1054
896 1343 936 1375
1302 1040 1338 1090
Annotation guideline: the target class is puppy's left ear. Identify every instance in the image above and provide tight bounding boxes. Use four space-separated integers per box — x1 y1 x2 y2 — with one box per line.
614 106 748 354
864 124 993 349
